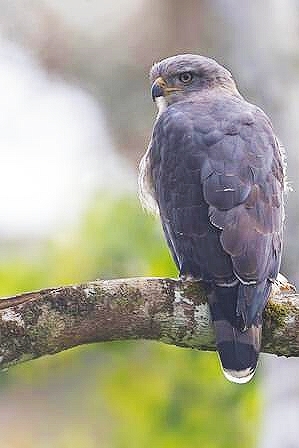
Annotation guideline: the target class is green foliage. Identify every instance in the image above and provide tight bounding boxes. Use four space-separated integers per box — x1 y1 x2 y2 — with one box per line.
103 342 259 448
0 194 260 447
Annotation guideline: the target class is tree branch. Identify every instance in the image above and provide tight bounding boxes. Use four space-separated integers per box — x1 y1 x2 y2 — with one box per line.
0 277 298 370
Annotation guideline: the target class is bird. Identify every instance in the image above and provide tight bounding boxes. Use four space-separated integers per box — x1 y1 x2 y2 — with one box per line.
138 54 285 383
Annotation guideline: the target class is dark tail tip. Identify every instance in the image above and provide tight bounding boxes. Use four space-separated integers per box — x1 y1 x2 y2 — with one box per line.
214 321 262 384
217 340 258 384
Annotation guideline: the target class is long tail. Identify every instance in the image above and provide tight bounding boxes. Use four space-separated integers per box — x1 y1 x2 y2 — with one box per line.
213 319 262 384
208 286 262 384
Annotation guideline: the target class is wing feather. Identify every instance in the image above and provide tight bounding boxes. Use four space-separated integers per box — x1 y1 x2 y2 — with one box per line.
148 99 284 326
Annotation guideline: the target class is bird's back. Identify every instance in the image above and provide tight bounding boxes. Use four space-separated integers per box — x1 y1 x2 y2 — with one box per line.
148 95 283 381
141 54 285 382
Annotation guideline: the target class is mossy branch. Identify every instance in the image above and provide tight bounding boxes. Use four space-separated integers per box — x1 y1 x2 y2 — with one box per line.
0 277 298 370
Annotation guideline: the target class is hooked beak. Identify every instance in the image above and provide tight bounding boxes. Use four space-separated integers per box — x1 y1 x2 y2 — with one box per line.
151 77 166 101
151 76 183 101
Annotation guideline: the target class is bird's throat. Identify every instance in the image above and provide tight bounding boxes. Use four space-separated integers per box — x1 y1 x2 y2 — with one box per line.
155 96 167 117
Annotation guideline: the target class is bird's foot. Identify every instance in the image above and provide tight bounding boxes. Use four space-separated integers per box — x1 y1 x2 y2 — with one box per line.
272 273 296 296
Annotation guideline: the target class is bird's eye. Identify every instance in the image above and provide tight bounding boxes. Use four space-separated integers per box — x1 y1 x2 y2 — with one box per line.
178 72 193 84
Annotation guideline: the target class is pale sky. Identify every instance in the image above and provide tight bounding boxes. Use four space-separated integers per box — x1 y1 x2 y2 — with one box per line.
0 38 134 238
42 0 144 37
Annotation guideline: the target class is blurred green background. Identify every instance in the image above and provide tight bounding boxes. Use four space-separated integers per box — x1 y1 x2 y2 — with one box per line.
0 195 259 448
0 1 298 447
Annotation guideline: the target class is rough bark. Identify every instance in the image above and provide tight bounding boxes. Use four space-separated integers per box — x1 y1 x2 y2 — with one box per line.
0 277 298 370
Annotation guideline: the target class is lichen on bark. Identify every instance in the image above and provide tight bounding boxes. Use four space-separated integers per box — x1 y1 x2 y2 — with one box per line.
0 277 297 370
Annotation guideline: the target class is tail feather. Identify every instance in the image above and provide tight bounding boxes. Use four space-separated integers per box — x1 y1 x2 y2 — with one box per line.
208 286 263 384
237 280 271 330
214 319 262 384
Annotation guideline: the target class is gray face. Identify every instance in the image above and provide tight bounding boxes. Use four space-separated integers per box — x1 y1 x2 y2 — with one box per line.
150 54 236 104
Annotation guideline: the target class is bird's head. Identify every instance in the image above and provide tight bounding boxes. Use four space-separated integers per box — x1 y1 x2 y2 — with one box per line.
150 54 239 111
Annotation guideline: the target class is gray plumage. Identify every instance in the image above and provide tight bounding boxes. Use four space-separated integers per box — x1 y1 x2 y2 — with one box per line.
139 54 285 383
